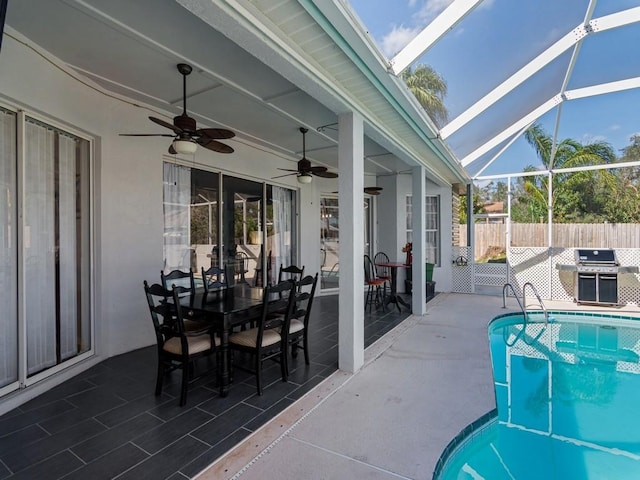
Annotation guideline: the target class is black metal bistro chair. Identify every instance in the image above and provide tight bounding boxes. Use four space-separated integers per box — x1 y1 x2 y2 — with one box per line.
364 255 386 311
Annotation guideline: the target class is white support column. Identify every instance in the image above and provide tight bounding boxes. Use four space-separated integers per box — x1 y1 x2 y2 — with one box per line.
338 112 364 373
411 166 427 315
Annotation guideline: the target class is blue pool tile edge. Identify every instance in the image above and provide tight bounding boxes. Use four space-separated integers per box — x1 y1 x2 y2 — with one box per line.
432 408 498 479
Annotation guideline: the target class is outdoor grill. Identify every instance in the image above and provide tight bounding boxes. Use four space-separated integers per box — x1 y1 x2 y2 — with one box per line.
574 249 619 305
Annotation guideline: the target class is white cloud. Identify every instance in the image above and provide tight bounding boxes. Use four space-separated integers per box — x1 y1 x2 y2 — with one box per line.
381 25 423 56
414 0 455 23
408 0 418 7
609 124 621 131
581 133 607 145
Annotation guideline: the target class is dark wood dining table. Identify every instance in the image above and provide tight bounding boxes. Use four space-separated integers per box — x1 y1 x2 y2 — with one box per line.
175 284 267 396
374 262 411 313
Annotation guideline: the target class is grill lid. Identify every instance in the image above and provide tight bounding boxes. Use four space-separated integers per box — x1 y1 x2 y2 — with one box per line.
575 249 617 265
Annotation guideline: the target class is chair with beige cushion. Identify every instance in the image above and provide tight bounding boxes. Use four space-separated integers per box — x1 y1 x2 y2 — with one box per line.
228 280 296 395
144 281 219 406
282 273 318 371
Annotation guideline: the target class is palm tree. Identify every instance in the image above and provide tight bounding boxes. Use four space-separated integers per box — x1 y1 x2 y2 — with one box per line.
518 123 616 222
401 64 448 128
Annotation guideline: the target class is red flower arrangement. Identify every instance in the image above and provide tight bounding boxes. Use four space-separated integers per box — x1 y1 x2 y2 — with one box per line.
402 242 412 265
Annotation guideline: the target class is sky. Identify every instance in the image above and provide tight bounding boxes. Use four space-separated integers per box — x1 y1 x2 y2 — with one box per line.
347 0 640 178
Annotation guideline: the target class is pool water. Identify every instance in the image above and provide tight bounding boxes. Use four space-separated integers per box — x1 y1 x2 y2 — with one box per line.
435 311 640 479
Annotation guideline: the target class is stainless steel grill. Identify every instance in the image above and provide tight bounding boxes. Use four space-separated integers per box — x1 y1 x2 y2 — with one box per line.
574 249 619 305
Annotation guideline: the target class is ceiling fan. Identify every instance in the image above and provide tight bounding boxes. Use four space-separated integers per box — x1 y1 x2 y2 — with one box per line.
273 127 338 184
331 187 383 195
120 63 235 155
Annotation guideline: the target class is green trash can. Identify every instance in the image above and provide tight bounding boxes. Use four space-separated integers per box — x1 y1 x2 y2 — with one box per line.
426 262 434 282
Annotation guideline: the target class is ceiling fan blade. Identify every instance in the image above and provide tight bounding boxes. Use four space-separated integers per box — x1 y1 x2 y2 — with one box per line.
313 170 338 178
198 138 234 154
277 168 300 173
119 133 175 137
272 172 298 179
196 128 235 140
364 187 383 195
309 166 328 174
149 116 182 134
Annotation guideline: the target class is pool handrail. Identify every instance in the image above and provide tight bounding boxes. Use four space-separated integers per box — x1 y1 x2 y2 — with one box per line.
502 283 525 316
522 282 548 325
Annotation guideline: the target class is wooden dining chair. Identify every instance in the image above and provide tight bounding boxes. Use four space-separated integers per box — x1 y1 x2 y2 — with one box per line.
278 264 305 292
281 273 318 372
228 280 296 395
161 267 211 332
201 265 228 294
144 281 219 406
161 268 196 293
364 255 386 311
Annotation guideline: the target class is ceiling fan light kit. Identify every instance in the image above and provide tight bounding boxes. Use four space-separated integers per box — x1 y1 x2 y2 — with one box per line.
172 139 198 155
297 173 313 184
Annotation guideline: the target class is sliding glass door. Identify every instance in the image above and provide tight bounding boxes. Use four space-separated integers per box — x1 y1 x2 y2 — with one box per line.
0 108 18 393
0 107 92 396
163 164 297 288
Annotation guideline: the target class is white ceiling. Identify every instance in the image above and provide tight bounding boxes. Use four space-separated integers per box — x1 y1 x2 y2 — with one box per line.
4 0 424 179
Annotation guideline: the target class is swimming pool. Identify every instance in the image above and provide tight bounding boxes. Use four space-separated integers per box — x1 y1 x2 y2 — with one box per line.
434 311 640 479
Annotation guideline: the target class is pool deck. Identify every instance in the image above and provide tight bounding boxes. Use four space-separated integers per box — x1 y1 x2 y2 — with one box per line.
197 294 640 480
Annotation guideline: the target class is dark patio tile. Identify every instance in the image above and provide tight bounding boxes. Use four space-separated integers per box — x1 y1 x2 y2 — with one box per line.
192 404 262 445
0 400 75 436
19 379 96 412
132 408 213 455
39 385 130 434
243 380 297 410
62 443 148 480
245 397 295 431
7 450 83 480
117 435 210 480
95 392 173 428
147 386 217 421
1 418 106 473
71 412 164 463
0 461 9 480
195 383 255 416
0 424 50 452
179 428 251 478
167 472 190 480
287 375 327 400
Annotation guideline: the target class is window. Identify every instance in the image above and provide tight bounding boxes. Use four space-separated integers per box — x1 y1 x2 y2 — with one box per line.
406 195 440 266
0 107 92 395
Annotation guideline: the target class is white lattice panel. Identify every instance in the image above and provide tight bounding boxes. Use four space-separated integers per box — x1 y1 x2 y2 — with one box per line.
551 248 575 302
508 247 551 299
616 248 640 306
452 246 472 293
474 262 508 287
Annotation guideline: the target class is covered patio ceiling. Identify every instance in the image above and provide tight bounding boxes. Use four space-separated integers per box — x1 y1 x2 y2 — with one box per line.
3 0 468 186
347 0 640 179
